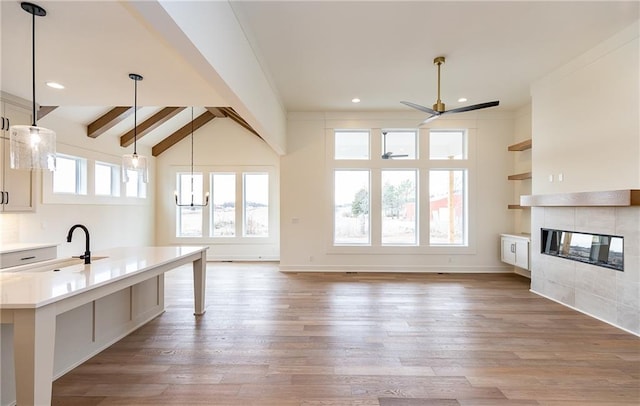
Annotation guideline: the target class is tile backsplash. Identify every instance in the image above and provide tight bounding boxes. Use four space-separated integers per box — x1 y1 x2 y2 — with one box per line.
0 214 19 245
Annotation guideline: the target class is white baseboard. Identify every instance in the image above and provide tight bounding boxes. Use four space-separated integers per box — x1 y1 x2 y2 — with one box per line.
279 264 512 273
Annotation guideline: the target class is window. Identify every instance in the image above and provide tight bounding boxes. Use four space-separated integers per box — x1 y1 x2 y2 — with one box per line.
95 162 120 196
125 170 147 198
430 130 466 159
243 173 269 237
176 173 204 237
53 154 86 195
211 173 236 237
334 170 370 245
174 169 273 240
382 130 417 159
429 169 467 245
428 129 468 246
335 130 370 160
330 128 470 248
381 170 417 245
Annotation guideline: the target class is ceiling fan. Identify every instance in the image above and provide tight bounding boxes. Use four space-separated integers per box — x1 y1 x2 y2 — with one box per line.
401 56 499 125
381 131 408 159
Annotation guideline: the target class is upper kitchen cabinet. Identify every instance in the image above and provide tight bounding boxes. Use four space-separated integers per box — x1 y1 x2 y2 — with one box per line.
0 93 36 212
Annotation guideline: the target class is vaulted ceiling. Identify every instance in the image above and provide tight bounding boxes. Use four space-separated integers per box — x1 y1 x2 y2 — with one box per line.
2 1 638 154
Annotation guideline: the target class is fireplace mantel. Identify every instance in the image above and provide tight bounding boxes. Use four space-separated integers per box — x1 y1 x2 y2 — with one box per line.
521 189 640 207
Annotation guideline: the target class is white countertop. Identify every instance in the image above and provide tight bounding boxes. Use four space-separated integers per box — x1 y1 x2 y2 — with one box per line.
0 246 207 309
500 233 531 241
0 242 58 254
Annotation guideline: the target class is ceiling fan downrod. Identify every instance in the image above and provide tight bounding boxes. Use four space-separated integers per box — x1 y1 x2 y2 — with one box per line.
433 56 446 113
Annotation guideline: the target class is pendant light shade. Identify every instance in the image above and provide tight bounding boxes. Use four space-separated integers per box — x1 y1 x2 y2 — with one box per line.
122 73 148 183
175 107 209 207
10 2 56 171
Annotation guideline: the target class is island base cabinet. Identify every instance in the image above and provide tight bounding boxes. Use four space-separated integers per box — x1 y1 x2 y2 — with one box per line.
0 275 165 406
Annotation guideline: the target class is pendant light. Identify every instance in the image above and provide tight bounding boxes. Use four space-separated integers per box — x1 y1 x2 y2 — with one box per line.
9 2 56 171
122 73 148 183
175 107 209 207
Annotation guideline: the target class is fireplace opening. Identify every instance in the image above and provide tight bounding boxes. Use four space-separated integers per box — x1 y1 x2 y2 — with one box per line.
541 228 624 271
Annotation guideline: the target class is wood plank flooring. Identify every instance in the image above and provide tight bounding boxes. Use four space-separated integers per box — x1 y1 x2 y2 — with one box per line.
52 263 640 405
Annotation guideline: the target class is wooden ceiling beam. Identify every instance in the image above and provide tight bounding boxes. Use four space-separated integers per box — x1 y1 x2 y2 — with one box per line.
218 107 263 140
37 106 58 120
206 107 228 118
152 111 215 157
120 107 185 147
87 106 135 138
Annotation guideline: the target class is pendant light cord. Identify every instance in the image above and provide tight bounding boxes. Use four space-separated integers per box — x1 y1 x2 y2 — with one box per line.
190 107 195 204
133 79 138 155
31 10 37 126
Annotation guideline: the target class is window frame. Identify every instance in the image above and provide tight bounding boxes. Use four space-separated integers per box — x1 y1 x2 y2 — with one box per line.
170 165 277 245
43 144 146 205
210 172 237 238
52 153 87 195
94 161 120 197
326 126 476 255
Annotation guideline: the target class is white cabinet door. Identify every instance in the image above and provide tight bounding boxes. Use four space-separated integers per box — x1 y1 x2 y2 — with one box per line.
1 100 35 212
500 235 529 270
501 237 516 264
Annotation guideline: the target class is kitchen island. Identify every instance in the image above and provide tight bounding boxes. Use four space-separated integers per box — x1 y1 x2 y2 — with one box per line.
0 246 208 406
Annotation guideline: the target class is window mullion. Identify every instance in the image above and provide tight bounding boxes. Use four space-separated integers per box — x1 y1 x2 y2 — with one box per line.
370 168 381 246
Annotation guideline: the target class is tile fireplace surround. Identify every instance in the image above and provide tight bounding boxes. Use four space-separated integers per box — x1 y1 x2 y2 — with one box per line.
526 194 639 335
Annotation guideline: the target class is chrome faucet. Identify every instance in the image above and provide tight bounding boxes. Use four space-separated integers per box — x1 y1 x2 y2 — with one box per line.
66 224 91 264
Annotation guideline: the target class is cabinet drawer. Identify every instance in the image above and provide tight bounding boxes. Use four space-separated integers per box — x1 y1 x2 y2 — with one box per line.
0 246 57 269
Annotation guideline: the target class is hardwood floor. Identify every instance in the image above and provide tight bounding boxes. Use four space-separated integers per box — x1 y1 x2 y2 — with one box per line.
52 263 640 405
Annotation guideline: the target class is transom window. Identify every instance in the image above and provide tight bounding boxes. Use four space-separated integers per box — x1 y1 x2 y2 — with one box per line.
53 154 87 195
95 161 120 196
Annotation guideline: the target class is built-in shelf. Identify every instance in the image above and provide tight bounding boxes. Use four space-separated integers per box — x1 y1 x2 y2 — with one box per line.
521 189 640 207
508 139 532 151
508 172 532 181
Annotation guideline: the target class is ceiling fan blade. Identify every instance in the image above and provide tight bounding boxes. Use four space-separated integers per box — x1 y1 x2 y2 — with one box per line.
445 100 500 114
419 113 440 126
382 153 409 159
401 101 438 116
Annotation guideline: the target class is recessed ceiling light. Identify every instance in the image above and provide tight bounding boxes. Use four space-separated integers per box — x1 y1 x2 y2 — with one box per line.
46 81 64 89
457 97 467 103
351 98 361 103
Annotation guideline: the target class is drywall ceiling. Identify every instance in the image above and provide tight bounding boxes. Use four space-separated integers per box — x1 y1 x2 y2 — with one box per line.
230 1 639 112
1 1 638 148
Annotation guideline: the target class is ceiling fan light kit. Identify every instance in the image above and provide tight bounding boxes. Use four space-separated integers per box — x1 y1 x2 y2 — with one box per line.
401 56 499 126
10 1 57 171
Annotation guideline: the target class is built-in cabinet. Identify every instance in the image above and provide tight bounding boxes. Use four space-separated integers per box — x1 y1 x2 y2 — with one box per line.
500 233 530 270
0 93 35 212
503 137 532 277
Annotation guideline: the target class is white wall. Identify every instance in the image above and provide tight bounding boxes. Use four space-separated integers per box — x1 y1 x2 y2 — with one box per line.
1 111 154 257
281 110 515 272
512 103 532 234
528 21 640 334
128 0 287 155
531 21 639 194
155 117 280 261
